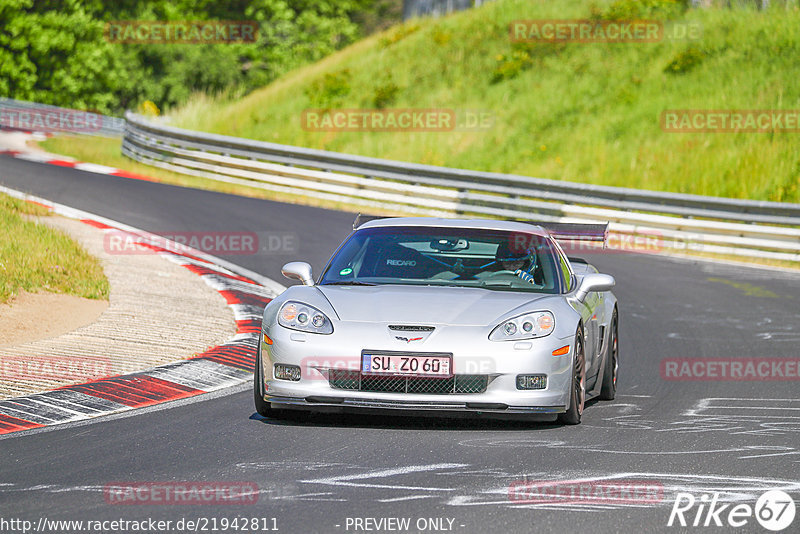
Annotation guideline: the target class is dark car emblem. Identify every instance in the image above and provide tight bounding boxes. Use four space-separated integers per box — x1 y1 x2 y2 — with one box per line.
396 336 423 343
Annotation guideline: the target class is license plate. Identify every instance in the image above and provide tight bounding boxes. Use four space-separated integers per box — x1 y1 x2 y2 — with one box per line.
361 353 452 378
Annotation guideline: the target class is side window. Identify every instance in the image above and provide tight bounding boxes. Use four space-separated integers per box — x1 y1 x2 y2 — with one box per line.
550 240 574 292
558 252 573 292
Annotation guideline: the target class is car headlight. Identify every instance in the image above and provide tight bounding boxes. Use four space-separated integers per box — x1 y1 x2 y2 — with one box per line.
489 311 554 341
278 301 333 334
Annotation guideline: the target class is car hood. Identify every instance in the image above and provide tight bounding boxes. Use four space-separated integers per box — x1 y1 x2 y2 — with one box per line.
317 285 553 326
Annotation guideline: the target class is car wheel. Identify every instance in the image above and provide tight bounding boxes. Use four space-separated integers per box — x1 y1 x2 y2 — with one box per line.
253 334 274 417
558 329 585 425
599 309 618 401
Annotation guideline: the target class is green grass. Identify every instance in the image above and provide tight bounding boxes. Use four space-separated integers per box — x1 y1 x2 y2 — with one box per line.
0 193 109 303
165 0 799 203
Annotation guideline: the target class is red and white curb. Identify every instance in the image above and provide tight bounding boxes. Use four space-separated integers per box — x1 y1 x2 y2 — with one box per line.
0 129 51 139
0 148 157 182
0 185 286 436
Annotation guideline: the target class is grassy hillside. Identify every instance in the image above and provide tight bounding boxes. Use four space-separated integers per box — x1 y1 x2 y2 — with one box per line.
0 194 109 303
169 0 800 203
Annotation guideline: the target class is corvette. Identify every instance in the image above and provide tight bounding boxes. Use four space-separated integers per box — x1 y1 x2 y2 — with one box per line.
254 216 618 424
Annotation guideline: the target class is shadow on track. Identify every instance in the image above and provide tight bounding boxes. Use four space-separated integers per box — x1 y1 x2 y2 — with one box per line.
248 398 604 431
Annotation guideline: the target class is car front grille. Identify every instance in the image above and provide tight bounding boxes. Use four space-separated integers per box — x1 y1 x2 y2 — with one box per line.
328 370 488 395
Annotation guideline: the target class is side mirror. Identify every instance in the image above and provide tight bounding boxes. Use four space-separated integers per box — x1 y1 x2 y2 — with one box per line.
575 273 615 302
281 262 314 286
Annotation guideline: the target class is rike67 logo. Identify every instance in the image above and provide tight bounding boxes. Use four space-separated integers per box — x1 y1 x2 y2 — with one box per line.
668 490 796 531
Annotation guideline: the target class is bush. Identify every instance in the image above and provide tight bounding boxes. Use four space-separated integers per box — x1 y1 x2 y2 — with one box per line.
379 23 420 47
372 74 400 108
597 0 689 21
664 46 705 74
431 26 452 45
306 69 352 108
490 42 565 84
0 0 376 115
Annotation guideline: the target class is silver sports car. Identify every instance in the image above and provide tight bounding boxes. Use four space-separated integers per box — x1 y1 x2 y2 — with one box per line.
255 216 618 424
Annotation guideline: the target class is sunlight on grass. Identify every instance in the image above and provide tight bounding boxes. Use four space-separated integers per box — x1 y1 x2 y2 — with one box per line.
167 0 800 203
0 193 109 303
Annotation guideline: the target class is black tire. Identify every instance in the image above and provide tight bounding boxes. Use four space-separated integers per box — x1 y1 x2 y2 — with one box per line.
253 334 273 417
599 309 619 401
558 329 585 425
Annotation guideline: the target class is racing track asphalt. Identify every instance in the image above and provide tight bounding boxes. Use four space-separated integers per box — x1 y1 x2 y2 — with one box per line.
1 153 799 533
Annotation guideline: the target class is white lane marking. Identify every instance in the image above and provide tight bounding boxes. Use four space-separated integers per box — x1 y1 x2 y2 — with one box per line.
237 461 353 471
459 437 751 455
293 497 348 502
449 472 800 510
301 463 467 492
458 434 799 460
73 162 118 174
510 504 609 512
737 447 800 460
287 493 348 502
0 484 105 494
696 406 800 412
13 153 61 163
378 495 434 503
685 398 800 419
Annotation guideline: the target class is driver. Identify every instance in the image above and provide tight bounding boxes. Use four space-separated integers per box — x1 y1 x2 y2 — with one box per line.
484 241 539 284
494 241 531 272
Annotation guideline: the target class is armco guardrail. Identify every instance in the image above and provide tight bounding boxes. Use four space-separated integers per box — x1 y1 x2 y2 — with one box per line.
0 98 124 137
403 0 495 20
122 112 800 263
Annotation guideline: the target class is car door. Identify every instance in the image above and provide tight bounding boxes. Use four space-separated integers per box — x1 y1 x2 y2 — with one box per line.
555 244 600 375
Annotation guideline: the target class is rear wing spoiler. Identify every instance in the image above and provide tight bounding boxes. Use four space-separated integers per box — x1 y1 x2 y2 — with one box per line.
352 214 609 245
353 213 395 229
534 222 609 243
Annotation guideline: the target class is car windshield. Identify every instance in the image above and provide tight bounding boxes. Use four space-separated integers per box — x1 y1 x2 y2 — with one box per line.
319 226 560 293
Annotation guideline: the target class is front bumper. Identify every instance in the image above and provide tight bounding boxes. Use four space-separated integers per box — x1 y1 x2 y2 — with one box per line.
260 322 575 416
267 395 565 415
